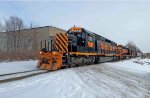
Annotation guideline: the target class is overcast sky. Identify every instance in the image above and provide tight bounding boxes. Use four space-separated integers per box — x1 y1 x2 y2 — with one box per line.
0 0 150 53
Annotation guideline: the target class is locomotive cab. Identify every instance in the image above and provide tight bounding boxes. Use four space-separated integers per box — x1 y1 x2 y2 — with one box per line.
67 27 95 52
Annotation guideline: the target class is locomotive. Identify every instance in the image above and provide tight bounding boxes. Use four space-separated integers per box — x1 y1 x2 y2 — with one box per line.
37 26 137 70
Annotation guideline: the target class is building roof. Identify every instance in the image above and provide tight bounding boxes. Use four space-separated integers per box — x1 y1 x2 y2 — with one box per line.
0 25 66 33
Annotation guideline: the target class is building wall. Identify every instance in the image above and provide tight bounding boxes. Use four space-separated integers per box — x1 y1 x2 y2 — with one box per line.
34 26 66 50
20 26 66 41
14 26 66 50
48 26 66 36
0 26 66 60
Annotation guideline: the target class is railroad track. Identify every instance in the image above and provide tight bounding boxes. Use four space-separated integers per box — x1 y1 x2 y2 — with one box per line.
0 70 49 84
0 58 120 84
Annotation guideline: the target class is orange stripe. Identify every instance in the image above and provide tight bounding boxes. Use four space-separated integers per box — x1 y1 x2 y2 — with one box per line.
54 44 60 51
60 34 68 46
69 52 115 57
70 52 97 56
55 41 65 52
55 40 65 52
60 33 68 42
57 33 68 48
56 36 67 52
56 34 62 43
56 41 64 52
56 36 66 51
54 33 68 53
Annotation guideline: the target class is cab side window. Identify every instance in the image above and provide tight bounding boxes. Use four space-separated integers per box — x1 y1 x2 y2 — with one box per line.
87 34 93 42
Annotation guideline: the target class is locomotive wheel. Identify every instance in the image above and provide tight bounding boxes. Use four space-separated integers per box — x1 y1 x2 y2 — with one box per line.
94 57 100 64
82 58 85 66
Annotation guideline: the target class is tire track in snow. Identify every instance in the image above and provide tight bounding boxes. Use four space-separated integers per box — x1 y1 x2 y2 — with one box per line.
73 65 150 98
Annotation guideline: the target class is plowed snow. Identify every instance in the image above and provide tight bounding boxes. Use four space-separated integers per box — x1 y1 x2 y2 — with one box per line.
0 58 150 98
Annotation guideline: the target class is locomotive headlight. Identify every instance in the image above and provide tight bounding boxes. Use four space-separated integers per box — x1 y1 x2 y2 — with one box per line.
40 51 42 54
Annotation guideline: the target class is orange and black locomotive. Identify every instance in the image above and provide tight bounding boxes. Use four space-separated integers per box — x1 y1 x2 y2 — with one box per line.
37 26 137 70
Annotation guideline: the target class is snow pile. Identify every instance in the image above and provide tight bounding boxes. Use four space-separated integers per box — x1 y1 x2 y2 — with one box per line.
0 60 38 75
133 58 150 65
106 58 150 73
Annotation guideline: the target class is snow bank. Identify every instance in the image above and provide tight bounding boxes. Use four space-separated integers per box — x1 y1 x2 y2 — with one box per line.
105 58 150 73
0 60 38 75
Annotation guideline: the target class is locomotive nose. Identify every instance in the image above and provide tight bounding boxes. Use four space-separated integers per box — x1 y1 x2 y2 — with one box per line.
37 51 62 70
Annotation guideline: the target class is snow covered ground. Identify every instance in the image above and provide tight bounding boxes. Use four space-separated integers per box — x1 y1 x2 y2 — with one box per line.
0 60 37 75
106 58 150 73
0 58 150 98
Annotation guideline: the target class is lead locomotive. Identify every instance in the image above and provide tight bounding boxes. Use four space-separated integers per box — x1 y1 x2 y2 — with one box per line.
37 27 137 70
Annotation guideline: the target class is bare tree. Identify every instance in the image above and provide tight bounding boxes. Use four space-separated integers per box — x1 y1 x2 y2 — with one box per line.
4 16 24 32
0 22 3 32
29 22 39 59
126 41 142 54
3 16 24 60
0 16 39 61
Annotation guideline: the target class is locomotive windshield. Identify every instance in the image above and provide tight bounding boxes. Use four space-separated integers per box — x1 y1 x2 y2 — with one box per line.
75 33 85 46
68 30 86 47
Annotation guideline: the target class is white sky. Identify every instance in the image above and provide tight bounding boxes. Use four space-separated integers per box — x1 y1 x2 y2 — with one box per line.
0 1 150 53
